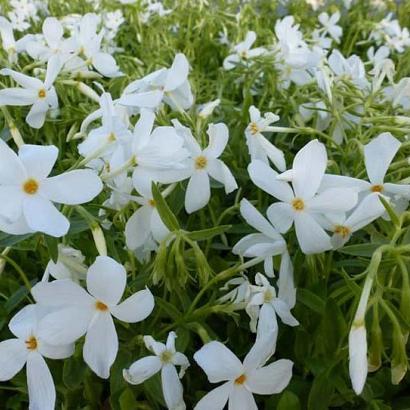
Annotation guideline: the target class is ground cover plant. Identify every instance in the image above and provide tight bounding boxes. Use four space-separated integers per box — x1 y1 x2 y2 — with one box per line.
1 0 410 409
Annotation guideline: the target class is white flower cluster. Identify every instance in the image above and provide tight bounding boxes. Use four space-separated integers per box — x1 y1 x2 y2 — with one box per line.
1 3 410 409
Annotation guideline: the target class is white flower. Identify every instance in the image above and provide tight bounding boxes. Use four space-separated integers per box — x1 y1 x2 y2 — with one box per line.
321 133 410 206
223 31 266 70
125 184 169 251
0 55 62 128
124 332 189 410
0 304 74 410
130 110 189 195
319 194 385 249
172 121 237 213
78 92 132 162
0 142 102 237
119 53 193 111
327 50 369 90
249 140 358 254
245 106 286 171
318 12 342 43
219 275 252 305
31 256 155 378
232 199 287 277
43 244 87 283
273 16 320 89
0 16 30 63
246 273 299 334
70 13 122 78
197 99 220 119
194 340 293 410
26 17 76 62
367 46 390 66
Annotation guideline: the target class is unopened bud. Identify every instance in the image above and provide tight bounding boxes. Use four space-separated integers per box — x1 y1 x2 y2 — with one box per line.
91 224 107 256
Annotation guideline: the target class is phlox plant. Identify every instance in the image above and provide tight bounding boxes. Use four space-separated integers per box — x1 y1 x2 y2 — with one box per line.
1 0 410 409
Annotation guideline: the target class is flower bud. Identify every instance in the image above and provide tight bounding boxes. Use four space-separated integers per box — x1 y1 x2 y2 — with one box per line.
91 224 107 256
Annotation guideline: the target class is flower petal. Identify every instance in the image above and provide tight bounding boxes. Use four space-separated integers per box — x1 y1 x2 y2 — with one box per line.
0 185 23 222
125 206 152 250
194 382 232 410
110 288 154 323
26 352 55 410
44 55 63 89
32 279 93 306
207 159 237 194
364 132 400 185
165 53 189 91
42 170 102 204
42 17 63 48
228 385 257 410
23 196 69 237
292 139 327 199
19 144 58 180
38 342 74 360
266 202 294 233
0 139 26 184
161 364 185 410
193 341 243 383
123 356 162 385
26 100 49 129
246 359 293 394
248 160 294 202
240 199 280 239
0 68 43 89
92 52 122 77
83 312 118 379
0 88 38 106
36 306 93 345
345 193 385 232
0 339 28 381
294 212 332 254
185 171 210 214
307 188 358 213
203 123 229 159
87 256 126 306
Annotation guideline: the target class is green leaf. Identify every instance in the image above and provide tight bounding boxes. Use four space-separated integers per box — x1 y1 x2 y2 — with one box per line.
151 182 180 231
0 232 35 248
297 288 325 315
186 225 231 241
63 354 87 390
307 369 335 410
277 391 301 410
44 234 59 263
338 243 382 257
379 196 400 227
119 388 137 410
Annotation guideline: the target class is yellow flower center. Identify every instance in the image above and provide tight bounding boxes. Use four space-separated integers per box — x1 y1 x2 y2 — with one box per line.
107 132 116 142
38 88 46 98
371 184 384 193
334 225 351 238
263 289 273 303
195 155 208 170
149 199 156 207
291 198 305 211
25 336 38 351
249 122 259 135
23 178 39 195
160 350 173 363
95 300 109 311
235 374 247 385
